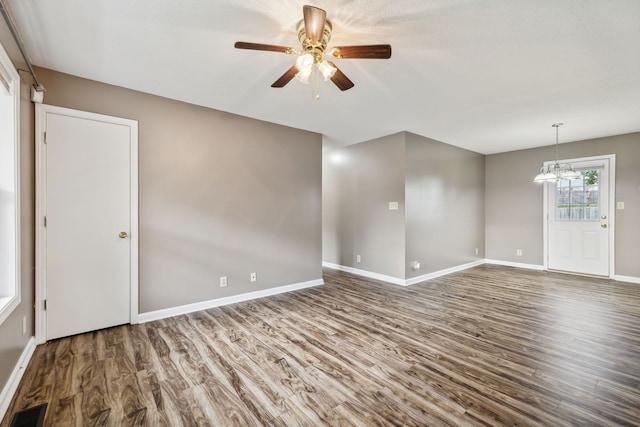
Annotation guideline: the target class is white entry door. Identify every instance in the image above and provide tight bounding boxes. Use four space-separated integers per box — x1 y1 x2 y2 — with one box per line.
547 157 613 277
38 105 138 340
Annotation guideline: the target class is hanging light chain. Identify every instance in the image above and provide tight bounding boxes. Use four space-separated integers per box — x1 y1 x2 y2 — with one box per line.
533 123 579 183
553 123 562 163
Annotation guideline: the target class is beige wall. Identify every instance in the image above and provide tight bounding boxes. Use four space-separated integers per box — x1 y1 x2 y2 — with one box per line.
323 132 485 280
405 133 485 278
34 67 323 313
323 133 406 278
485 132 640 277
0 31 35 398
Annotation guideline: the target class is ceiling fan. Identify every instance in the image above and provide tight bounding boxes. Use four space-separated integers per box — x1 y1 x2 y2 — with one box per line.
234 5 391 96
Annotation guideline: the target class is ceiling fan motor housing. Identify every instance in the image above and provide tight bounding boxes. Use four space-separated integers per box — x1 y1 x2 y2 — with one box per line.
297 19 332 60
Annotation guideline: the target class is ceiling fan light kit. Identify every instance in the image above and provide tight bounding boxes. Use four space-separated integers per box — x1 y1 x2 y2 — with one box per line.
533 123 580 183
234 5 391 99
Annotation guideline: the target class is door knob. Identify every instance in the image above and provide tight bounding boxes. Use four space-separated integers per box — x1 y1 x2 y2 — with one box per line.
601 223 607 228
119 231 128 238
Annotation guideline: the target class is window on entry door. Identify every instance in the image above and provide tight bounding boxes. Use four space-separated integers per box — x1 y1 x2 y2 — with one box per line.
555 169 601 221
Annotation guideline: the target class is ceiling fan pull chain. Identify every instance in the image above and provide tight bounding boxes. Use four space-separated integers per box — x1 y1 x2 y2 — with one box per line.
311 64 321 100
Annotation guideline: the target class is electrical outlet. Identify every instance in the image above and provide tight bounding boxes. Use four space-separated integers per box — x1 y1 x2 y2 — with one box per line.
356 254 361 263
475 248 479 256
22 316 26 335
220 276 228 287
516 249 523 257
250 272 257 282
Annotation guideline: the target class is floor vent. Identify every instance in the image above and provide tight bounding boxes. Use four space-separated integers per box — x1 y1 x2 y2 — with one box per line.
9 403 47 427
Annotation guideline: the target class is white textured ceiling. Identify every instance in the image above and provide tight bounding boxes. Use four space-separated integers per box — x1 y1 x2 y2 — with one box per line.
6 0 640 154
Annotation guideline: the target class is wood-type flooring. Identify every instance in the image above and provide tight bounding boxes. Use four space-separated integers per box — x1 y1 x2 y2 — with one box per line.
3 265 640 426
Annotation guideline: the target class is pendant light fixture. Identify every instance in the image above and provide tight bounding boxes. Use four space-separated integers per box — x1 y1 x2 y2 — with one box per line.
533 123 580 183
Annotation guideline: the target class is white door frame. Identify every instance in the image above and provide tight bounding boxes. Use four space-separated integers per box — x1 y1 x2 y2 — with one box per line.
542 154 616 278
35 104 139 344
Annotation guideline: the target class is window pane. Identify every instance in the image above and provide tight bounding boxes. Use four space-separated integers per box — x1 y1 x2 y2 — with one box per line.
555 169 600 221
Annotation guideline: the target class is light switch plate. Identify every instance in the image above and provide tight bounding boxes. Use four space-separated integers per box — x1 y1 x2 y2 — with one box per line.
389 201 399 210
617 201 624 210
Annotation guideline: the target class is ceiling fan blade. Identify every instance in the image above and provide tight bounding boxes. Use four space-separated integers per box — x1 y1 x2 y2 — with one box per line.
330 44 392 59
327 62 354 91
303 5 327 45
271 65 299 88
234 41 294 54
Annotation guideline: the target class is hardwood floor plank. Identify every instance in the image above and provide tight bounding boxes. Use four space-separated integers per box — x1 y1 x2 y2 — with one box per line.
4 265 640 426
280 393 332 426
208 317 317 399
365 363 469 420
198 338 280 425
145 325 190 390
51 338 75 399
156 379 200 426
111 373 148 426
78 360 111 425
188 381 260 426
130 324 153 372
7 343 56 411
48 395 78 426
135 369 172 427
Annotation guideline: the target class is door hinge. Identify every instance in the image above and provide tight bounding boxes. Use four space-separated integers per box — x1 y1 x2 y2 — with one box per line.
44 131 47 144
43 299 47 310
44 216 47 227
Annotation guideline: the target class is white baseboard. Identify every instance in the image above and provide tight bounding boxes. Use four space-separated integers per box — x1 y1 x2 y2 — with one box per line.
615 275 640 284
405 260 486 285
138 278 324 323
322 262 405 285
486 261 639 283
484 259 545 271
0 337 36 423
323 260 485 286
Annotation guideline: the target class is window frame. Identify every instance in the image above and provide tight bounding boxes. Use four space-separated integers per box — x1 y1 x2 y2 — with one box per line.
0 39 21 325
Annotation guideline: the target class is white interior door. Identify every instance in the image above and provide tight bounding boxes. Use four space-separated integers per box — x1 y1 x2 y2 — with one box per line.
547 157 613 277
41 107 137 340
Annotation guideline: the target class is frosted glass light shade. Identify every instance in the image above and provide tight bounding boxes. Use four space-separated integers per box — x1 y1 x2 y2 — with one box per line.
560 169 580 180
294 54 314 84
318 60 336 80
